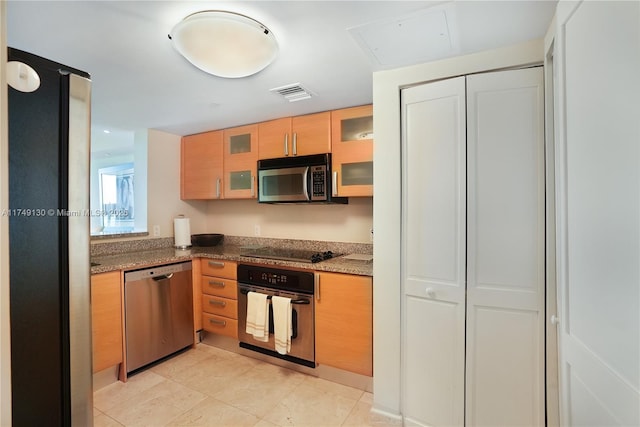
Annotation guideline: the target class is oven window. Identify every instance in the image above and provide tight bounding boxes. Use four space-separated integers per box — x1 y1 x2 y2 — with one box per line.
262 174 304 196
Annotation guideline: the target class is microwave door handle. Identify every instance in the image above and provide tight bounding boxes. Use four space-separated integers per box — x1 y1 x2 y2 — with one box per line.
303 167 310 201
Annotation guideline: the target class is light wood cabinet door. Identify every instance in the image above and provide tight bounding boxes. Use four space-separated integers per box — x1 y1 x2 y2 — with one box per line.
201 259 237 279
258 117 292 159
223 124 258 199
202 313 239 338
258 112 331 159
200 258 238 339
315 272 372 376
91 271 123 373
291 111 331 156
331 105 373 197
181 130 223 200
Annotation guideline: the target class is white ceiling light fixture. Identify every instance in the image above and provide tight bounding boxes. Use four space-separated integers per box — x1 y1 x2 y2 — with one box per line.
169 10 278 79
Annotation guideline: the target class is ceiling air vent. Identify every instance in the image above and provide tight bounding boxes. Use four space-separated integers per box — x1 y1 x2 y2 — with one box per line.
269 83 313 102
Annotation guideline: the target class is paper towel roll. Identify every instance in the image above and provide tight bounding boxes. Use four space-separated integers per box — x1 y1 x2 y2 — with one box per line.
174 216 191 248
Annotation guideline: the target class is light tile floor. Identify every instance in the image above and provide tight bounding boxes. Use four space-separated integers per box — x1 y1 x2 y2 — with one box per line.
94 344 400 427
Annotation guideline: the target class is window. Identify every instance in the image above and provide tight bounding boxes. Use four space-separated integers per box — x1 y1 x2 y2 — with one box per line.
90 129 147 238
99 163 134 233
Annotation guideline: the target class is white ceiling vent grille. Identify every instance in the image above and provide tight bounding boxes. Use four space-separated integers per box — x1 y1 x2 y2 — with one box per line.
269 83 313 102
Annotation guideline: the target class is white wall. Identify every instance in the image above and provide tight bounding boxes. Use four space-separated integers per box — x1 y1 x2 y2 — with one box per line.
205 197 373 243
372 39 544 418
0 3 12 424
133 130 148 233
146 129 208 239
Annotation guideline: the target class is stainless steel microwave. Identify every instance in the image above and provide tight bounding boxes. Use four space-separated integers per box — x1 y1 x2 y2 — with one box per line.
257 153 348 204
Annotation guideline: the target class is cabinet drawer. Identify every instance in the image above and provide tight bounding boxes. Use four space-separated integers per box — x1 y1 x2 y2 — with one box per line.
202 313 238 338
201 295 238 318
201 277 237 300
201 259 237 279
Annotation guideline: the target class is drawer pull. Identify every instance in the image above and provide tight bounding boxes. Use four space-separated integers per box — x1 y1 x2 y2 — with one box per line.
208 318 226 326
208 280 225 288
208 261 225 268
209 299 226 307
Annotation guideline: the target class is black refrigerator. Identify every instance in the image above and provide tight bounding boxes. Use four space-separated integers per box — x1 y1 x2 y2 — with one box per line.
7 48 93 426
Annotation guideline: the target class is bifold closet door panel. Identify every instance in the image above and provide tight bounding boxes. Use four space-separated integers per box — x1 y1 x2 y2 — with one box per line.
401 76 466 427
465 67 545 426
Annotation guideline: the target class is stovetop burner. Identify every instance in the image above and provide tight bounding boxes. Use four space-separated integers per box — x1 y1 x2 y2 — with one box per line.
240 247 339 263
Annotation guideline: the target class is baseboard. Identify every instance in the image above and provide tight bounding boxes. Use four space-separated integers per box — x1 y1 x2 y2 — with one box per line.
370 405 403 425
92 365 119 392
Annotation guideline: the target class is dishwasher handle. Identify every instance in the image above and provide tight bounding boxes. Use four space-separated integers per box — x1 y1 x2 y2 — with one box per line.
152 273 174 281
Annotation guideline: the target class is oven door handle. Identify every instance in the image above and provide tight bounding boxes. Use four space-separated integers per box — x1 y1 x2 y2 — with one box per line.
239 288 311 305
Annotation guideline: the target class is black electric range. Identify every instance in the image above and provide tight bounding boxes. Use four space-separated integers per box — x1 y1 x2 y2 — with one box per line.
240 247 339 263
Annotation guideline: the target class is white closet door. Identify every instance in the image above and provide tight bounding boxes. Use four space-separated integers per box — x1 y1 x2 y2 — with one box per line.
401 76 466 427
465 67 545 426
555 2 640 425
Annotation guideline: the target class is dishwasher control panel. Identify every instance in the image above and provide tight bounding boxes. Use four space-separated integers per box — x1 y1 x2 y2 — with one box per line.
124 260 192 282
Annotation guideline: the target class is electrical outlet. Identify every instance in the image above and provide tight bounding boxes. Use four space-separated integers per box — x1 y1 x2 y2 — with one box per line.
369 228 374 242
153 225 160 237
254 224 261 237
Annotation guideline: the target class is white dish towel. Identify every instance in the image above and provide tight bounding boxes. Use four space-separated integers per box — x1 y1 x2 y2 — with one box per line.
272 295 292 355
245 291 269 342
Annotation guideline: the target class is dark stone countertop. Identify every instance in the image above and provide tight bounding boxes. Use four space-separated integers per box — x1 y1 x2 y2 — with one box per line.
91 244 373 277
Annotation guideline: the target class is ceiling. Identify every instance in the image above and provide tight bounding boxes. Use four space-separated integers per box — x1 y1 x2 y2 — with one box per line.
7 1 556 155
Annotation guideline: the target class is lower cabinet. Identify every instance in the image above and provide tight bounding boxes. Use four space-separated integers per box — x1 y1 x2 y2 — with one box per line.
315 272 373 376
201 259 238 338
91 271 123 373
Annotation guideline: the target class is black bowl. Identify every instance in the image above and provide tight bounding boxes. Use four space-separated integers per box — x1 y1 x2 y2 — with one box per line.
191 233 224 247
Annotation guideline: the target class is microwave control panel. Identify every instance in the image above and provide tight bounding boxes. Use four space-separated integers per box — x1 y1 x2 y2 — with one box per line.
310 165 328 201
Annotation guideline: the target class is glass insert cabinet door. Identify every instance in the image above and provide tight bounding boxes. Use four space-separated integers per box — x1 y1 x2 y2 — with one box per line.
223 124 258 199
331 105 374 197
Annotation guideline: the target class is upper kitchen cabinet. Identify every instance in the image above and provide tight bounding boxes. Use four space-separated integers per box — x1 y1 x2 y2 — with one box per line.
181 130 223 200
223 124 258 199
331 105 373 197
258 112 331 159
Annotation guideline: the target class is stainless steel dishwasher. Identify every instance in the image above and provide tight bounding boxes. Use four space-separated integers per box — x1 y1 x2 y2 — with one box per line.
124 261 193 373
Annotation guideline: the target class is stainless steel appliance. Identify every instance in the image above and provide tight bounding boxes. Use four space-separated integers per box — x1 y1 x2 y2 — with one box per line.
257 153 347 203
241 247 339 263
124 261 194 373
8 48 93 426
237 264 315 367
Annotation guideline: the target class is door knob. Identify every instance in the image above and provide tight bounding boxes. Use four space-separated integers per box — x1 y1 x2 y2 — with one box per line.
550 315 560 325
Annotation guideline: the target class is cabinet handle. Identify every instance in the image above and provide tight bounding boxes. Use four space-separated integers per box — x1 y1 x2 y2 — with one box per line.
284 134 289 156
216 178 221 199
208 261 225 268
315 273 320 302
332 171 338 196
209 299 226 307
425 287 436 298
208 280 225 288
550 315 560 325
251 175 255 197
208 318 226 326
293 132 298 156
